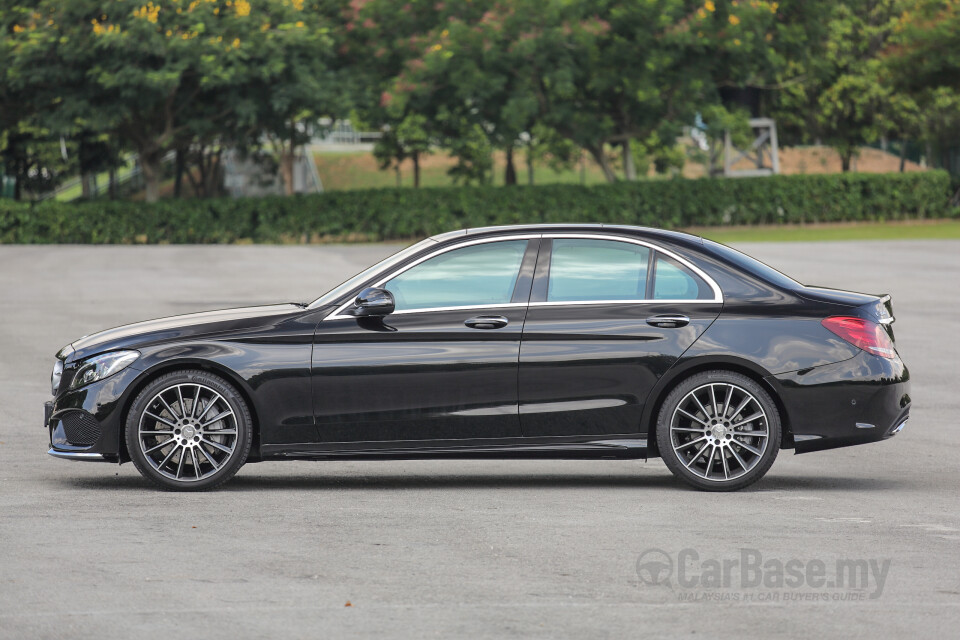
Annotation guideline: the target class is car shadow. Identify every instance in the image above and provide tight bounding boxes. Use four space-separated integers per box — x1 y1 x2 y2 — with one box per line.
53 470 910 493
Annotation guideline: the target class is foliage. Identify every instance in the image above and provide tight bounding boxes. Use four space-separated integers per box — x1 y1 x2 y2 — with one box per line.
0 171 951 244
772 0 910 170
1 0 340 201
885 0 960 179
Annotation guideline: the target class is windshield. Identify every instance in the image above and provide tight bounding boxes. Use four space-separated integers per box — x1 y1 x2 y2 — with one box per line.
702 239 803 290
308 238 437 309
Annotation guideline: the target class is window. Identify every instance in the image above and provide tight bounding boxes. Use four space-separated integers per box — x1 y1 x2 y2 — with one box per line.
653 254 713 300
547 239 650 302
701 238 802 290
384 240 527 311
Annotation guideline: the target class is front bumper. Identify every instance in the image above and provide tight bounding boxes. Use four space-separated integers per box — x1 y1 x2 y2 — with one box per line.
45 367 141 462
767 351 911 453
47 448 113 462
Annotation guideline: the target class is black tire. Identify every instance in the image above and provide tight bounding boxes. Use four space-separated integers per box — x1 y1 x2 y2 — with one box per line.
655 370 781 492
125 369 252 491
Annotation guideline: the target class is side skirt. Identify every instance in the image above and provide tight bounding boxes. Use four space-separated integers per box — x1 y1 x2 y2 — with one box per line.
260 436 650 461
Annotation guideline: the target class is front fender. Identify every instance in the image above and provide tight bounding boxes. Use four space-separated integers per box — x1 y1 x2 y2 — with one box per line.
131 339 316 445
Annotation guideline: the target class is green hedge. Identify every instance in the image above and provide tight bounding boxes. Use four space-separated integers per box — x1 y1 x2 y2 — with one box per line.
0 171 953 244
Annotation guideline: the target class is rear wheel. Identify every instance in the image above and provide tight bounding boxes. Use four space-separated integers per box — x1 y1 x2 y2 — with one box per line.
656 371 781 491
126 370 252 491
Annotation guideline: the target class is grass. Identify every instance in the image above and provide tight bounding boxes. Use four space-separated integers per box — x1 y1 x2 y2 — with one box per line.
689 219 960 243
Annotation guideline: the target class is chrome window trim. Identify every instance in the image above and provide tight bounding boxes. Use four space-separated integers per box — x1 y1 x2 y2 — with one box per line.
324 231 723 320
528 299 722 307
384 302 528 316
326 235 540 320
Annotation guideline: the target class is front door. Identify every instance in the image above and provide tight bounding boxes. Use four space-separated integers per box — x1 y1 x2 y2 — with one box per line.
312 238 538 444
518 237 721 437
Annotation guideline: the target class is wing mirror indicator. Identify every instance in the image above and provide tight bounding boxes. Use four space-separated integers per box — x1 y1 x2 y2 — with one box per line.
349 287 396 317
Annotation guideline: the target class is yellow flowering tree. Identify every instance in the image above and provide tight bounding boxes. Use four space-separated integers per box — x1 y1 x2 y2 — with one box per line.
4 0 340 201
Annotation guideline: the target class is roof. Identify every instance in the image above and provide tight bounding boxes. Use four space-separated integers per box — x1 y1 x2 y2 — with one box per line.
429 223 704 247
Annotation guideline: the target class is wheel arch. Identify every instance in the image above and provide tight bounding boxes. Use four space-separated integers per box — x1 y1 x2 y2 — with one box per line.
643 356 793 457
118 359 262 463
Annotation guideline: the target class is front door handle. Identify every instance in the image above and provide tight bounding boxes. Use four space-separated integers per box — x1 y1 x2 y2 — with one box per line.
646 314 690 328
464 315 509 330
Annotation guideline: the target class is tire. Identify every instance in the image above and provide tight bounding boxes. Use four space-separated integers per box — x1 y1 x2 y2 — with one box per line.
655 370 781 492
126 370 253 491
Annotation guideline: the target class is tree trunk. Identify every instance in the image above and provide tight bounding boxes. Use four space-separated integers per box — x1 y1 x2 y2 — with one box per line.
206 150 222 197
623 139 637 181
504 147 517 185
412 151 421 188
81 172 92 199
108 168 117 199
586 144 618 183
140 149 163 203
840 151 852 173
949 187 960 209
395 164 401 188
899 140 907 173
526 149 534 185
280 146 295 196
174 147 186 198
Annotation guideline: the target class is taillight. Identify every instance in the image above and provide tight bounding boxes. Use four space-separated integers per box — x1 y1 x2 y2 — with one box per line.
821 316 896 359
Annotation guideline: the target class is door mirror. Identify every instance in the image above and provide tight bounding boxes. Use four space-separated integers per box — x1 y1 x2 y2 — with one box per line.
349 287 395 317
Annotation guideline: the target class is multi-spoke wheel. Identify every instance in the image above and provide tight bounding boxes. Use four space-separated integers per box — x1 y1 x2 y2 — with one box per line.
656 371 781 491
126 370 252 491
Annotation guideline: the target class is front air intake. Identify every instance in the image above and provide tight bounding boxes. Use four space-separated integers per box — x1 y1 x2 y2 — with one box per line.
61 411 102 446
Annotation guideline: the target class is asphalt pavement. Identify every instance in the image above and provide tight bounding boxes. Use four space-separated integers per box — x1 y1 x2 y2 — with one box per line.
1 239 958 639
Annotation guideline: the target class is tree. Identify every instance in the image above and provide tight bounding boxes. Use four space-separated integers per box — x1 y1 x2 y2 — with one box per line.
346 0 458 187
885 0 960 182
468 0 782 182
773 0 908 171
4 1 340 202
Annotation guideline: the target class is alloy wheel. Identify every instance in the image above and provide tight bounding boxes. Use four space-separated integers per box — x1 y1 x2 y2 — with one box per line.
137 383 239 482
668 382 770 482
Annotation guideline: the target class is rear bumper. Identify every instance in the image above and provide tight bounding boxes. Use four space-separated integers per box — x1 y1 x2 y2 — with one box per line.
766 351 911 454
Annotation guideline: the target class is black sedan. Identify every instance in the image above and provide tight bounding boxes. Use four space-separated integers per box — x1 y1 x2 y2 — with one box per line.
46 224 910 491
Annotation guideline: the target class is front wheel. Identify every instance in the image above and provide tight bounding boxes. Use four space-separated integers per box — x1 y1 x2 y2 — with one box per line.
656 371 781 491
126 370 252 491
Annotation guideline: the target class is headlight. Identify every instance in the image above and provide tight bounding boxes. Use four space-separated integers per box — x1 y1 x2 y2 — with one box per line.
69 350 140 390
51 359 64 396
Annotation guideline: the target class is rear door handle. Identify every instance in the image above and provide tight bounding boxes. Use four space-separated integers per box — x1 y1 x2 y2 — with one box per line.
646 314 690 328
464 315 509 330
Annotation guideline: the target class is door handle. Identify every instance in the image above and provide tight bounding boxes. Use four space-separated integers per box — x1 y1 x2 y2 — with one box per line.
646 314 690 328
464 315 509 330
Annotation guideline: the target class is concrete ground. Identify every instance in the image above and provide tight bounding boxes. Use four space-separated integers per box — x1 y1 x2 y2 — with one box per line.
0 240 957 639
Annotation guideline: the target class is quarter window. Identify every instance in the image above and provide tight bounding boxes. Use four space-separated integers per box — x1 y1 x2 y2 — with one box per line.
547 239 650 302
384 240 528 311
653 254 713 300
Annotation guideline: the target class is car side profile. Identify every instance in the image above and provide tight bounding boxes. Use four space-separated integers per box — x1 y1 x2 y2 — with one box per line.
45 224 910 491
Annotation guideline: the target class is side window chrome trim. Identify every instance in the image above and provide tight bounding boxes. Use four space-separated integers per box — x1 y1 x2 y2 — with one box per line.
529 300 722 307
540 233 723 304
325 234 541 320
384 302 528 316
323 231 723 320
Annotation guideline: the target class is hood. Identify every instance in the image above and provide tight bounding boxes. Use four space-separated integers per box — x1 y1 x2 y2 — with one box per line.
64 304 308 363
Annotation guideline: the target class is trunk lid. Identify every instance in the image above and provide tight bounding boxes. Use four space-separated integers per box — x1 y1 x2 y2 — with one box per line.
798 287 896 341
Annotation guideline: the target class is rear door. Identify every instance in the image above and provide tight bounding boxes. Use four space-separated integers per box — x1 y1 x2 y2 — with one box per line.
518 235 722 437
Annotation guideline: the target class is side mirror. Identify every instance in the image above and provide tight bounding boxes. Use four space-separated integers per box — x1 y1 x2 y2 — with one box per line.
349 287 395 317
